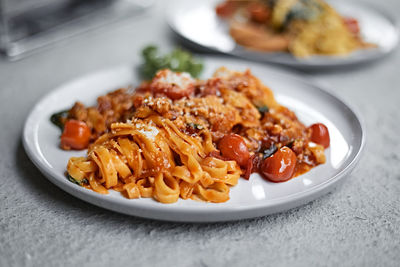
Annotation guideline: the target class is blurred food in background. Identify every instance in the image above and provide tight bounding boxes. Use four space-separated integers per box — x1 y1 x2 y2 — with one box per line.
216 0 376 57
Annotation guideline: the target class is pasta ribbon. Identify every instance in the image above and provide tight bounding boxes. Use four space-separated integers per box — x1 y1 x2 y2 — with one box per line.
66 115 241 203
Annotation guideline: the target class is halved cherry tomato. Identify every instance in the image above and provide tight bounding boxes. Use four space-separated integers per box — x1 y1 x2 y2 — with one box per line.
308 123 330 148
218 134 250 167
343 17 360 34
61 120 91 150
260 146 296 182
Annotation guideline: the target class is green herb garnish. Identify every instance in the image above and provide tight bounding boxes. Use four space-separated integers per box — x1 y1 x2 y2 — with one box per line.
286 140 295 148
140 45 203 80
187 122 204 130
257 105 269 115
283 0 323 28
262 143 277 159
50 109 69 131
67 173 88 186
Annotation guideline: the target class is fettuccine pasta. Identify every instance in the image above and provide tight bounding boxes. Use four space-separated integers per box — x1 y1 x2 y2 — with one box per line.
67 115 241 203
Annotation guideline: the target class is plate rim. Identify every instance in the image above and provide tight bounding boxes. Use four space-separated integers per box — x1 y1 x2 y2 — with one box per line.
22 58 366 222
166 0 399 68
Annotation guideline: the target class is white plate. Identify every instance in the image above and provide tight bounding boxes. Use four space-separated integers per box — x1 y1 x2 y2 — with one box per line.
167 0 399 69
23 57 365 222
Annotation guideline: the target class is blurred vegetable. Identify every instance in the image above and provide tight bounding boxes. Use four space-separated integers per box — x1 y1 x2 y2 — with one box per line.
248 2 270 23
287 0 323 22
343 17 360 35
215 1 237 17
273 0 323 29
140 45 203 80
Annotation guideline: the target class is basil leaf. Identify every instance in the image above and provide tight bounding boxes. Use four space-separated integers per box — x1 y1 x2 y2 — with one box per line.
257 105 269 115
262 143 277 159
50 110 69 131
140 45 203 80
67 174 88 186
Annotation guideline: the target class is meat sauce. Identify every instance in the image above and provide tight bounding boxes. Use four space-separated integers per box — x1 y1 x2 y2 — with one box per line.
59 68 329 182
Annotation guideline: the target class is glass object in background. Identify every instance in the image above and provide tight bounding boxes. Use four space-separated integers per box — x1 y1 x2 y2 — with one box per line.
0 0 154 59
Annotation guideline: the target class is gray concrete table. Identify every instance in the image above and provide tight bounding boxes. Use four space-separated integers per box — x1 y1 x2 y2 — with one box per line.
1 1 399 266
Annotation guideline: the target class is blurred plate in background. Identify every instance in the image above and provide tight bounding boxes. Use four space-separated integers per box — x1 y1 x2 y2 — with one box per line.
167 0 399 69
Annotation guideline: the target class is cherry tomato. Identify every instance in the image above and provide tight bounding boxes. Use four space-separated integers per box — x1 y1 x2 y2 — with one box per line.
215 1 236 17
248 2 270 23
260 147 297 182
243 154 260 180
343 17 360 34
308 123 330 148
61 120 91 150
218 134 250 167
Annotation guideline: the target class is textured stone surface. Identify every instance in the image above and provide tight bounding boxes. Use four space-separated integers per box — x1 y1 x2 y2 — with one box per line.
0 1 399 266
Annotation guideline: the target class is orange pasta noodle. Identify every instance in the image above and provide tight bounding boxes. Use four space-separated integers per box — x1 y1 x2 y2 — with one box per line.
67 114 241 203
